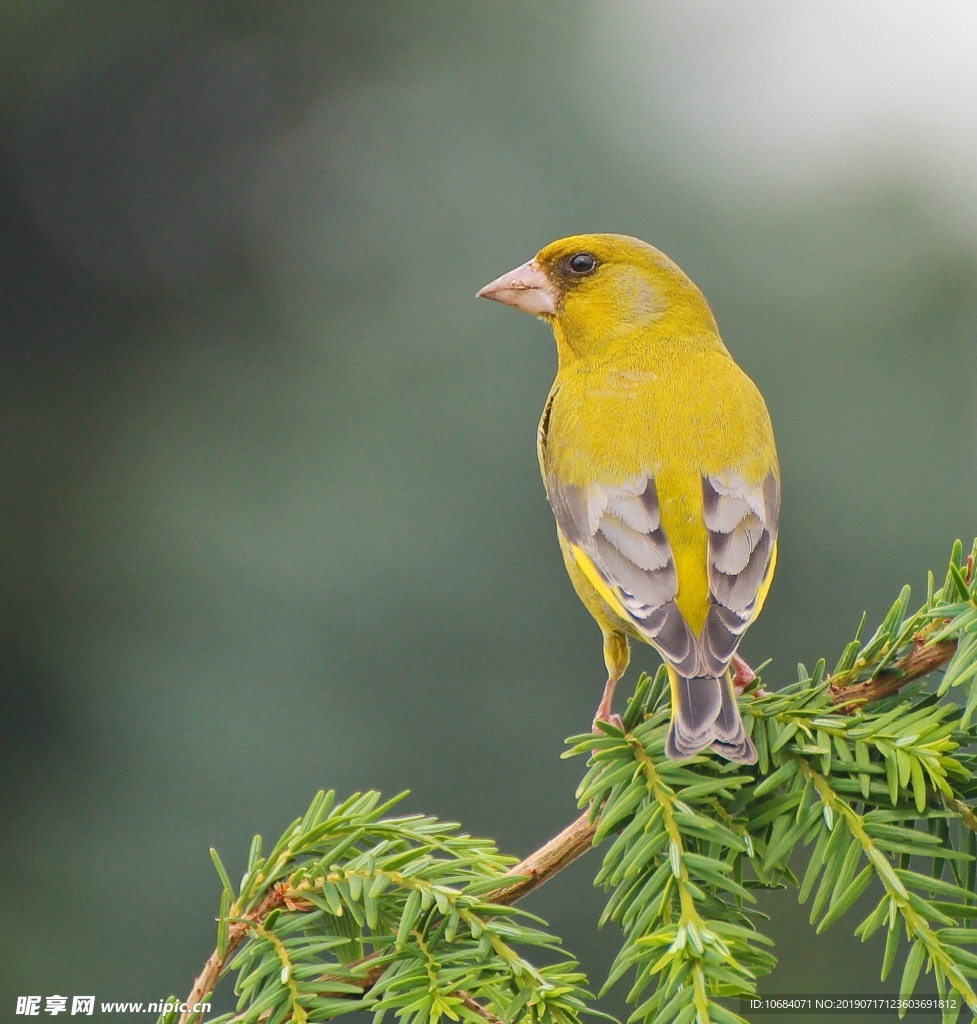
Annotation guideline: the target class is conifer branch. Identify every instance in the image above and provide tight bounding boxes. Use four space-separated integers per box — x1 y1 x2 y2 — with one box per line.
166 539 977 1024
178 625 961 1024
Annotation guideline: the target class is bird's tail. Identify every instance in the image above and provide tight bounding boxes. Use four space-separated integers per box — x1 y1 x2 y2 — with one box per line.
665 669 757 764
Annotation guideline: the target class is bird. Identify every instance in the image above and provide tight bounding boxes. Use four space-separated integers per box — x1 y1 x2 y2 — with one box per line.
476 233 779 763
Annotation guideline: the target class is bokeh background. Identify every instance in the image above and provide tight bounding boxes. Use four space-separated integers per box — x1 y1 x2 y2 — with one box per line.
3 1 976 1020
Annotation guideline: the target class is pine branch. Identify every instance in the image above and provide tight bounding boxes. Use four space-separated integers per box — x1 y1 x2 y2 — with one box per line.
166 539 977 1024
798 760 977 1006
176 812 600 1024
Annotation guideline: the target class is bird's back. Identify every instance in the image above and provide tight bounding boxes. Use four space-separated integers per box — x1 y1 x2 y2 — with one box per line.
540 340 775 635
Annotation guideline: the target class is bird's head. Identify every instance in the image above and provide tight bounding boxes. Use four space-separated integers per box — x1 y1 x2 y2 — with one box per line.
477 233 720 364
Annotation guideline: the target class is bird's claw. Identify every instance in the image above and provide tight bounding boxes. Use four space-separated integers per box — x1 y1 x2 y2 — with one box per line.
592 713 625 734
731 653 757 692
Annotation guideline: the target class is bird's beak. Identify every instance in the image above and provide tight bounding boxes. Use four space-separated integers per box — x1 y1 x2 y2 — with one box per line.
476 259 559 317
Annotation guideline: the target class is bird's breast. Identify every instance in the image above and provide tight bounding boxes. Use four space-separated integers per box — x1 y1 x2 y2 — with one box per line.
541 352 775 489
540 367 670 486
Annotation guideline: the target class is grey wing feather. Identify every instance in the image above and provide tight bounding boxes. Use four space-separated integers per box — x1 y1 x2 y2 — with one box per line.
547 475 701 676
702 471 780 674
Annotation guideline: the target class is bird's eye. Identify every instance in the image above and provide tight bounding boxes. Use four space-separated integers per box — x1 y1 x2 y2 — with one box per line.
568 252 598 275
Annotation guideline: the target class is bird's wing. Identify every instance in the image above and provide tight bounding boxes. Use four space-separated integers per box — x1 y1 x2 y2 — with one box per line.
548 470 779 679
701 471 780 672
547 474 703 677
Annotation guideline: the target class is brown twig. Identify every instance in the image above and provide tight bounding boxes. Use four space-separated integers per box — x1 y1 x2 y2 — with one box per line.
830 638 958 709
177 886 288 1024
484 809 598 905
458 991 506 1024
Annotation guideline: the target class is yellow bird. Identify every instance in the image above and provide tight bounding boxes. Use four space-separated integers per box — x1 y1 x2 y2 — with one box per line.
477 234 779 763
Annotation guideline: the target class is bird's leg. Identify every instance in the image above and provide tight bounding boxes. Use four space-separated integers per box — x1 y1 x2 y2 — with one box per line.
593 675 622 731
593 631 629 733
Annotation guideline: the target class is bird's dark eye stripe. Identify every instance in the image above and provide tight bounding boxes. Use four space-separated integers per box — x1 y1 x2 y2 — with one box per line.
568 252 598 275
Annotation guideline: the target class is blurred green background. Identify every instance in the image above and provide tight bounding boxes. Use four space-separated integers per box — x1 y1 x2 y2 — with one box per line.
2 1 976 1020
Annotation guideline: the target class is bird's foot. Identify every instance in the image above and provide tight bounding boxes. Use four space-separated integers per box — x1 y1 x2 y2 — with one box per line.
731 653 756 690
592 712 625 734
732 653 768 696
